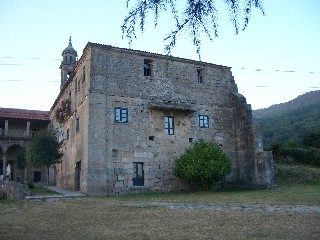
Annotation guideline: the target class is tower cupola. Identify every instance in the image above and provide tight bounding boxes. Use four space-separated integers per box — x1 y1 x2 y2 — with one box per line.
60 36 78 89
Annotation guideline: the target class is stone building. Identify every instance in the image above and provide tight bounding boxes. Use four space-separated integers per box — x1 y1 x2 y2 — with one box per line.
0 108 49 183
50 39 275 195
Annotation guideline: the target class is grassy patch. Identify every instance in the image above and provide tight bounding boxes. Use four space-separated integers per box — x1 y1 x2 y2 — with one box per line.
106 164 320 206
0 164 319 239
30 186 61 196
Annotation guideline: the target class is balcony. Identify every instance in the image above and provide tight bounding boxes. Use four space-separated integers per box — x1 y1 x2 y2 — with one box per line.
0 130 41 139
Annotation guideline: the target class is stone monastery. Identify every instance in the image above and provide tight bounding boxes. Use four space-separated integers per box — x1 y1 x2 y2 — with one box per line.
1 38 275 195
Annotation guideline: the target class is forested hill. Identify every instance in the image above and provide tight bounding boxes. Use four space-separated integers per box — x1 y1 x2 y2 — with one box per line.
253 90 320 149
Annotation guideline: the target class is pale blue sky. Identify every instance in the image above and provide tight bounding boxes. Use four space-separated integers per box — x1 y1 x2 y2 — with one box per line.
0 0 319 110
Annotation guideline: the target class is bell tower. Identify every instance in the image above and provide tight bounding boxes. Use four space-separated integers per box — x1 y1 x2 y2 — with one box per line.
60 36 78 89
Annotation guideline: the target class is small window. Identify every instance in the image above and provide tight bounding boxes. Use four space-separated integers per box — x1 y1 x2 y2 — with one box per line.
197 69 204 83
199 115 209 128
165 116 174 135
144 59 152 76
76 117 80 133
66 128 70 140
112 149 118 157
77 79 80 93
189 138 193 143
82 66 86 82
149 136 155 141
74 78 77 95
70 56 72 63
115 108 128 123
133 162 144 186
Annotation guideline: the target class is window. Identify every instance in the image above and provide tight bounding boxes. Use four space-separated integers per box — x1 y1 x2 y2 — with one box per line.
165 116 174 135
66 128 70 140
197 69 204 83
144 59 152 76
199 115 209 128
133 162 144 186
75 78 77 95
57 127 63 143
76 117 80 133
115 108 128 123
77 79 80 93
112 149 118 157
83 66 85 82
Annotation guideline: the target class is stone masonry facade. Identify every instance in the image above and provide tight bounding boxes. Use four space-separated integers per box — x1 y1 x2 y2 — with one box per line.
50 42 275 195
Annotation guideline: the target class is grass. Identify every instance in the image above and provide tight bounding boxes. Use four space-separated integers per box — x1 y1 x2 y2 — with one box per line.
0 163 319 239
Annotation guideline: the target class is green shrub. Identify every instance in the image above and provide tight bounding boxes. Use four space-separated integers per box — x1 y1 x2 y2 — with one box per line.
173 139 232 190
280 147 320 167
0 191 6 200
27 181 34 189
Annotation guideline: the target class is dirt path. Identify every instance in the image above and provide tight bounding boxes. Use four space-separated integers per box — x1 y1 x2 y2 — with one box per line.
127 202 320 213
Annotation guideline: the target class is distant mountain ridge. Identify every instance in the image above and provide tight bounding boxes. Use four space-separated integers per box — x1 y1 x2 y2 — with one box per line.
253 90 320 119
253 90 320 149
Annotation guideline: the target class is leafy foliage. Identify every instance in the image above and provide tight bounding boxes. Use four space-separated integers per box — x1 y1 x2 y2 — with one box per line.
26 131 63 168
26 131 63 186
173 139 232 190
16 148 27 170
122 0 265 57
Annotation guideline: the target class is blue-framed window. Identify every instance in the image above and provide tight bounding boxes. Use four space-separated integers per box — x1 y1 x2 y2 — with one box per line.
165 116 174 135
199 115 209 128
115 108 128 123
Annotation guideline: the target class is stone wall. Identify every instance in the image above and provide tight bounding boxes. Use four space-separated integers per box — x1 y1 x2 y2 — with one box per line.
0 180 30 200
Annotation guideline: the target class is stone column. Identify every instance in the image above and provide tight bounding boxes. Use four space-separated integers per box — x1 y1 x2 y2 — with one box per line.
27 121 30 137
4 120 8 136
2 154 7 180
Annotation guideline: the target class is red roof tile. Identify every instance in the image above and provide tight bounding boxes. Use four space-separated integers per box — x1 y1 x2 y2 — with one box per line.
0 108 49 121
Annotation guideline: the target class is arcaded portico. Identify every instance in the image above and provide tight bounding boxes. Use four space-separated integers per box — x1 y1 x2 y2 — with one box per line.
0 108 49 182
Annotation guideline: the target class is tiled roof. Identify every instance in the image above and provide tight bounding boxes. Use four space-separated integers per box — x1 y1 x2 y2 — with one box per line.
0 108 49 121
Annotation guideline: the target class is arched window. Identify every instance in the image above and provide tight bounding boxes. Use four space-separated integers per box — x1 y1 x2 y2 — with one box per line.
70 56 72 63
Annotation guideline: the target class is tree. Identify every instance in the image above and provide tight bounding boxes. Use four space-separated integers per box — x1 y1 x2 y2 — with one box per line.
303 130 320 149
26 131 63 186
122 0 265 58
173 139 232 190
16 148 27 181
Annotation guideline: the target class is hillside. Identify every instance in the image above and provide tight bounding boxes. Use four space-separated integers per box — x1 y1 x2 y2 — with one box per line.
253 90 320 149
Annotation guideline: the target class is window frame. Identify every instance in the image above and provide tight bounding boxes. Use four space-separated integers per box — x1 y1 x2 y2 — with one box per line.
198 114 209 128
115 108 128 123
76 117 80 133
196 69 204 83
165 116 174 135
144 59 152 77
132 162 144 186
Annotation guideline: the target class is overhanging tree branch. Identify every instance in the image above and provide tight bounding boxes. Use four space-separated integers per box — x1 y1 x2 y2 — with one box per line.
122 0 265 58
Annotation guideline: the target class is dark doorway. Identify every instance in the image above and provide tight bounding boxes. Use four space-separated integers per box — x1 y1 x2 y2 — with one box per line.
34 171 41 182
133 162 144 186
75 161 81 191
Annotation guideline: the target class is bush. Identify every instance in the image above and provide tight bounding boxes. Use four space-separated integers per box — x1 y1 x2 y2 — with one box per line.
173 139 232 190
0 191 6 200
281 147 320 167
27 181 34 189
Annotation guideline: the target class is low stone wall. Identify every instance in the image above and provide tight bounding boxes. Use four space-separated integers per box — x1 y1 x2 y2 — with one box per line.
0 180 30 200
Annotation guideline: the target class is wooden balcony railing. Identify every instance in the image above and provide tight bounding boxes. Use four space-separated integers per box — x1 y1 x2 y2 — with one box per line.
0 130 41 139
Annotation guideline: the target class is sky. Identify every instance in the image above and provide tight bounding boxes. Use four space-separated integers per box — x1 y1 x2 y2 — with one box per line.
0 0 319 111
